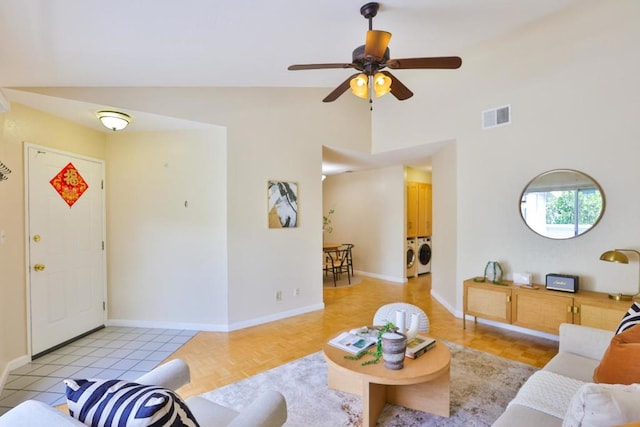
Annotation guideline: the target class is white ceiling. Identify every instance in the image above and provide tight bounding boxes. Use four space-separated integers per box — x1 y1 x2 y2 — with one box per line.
0 0 580 173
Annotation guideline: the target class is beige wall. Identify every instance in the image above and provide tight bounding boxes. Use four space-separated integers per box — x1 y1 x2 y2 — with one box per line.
0 103 106 383
431 142 457 310
405 167 432 184
16 87 371 329
105 128 229 327
373 1 640 312
3 1 638 378
323 165 405 281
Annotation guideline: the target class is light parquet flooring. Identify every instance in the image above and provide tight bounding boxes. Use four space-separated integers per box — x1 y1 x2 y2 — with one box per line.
170 274 558 397
170 275 559 398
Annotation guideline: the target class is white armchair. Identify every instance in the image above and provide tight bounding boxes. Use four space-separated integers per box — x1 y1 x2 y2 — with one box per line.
0 359 287 427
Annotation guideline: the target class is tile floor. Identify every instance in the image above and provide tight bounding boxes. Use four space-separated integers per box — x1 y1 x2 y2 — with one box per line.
0 326 198 416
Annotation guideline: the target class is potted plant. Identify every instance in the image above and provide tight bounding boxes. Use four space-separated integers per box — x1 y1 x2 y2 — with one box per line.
345 321 406 368
323 208 335 233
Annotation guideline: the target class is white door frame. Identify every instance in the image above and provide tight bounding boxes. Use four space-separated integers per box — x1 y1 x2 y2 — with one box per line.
23 143 107 357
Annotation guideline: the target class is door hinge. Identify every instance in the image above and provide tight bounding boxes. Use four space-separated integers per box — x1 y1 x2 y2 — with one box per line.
103 301 106 311
102 241 105 250
101 180 104 190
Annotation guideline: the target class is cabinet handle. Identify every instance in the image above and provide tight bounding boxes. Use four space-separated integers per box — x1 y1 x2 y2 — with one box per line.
573 306 580 314
567 306 572 313
506 295 511 303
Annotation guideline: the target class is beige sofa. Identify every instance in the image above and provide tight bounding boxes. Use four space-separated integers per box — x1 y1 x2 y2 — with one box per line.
492 323 640 427
0 359 287 427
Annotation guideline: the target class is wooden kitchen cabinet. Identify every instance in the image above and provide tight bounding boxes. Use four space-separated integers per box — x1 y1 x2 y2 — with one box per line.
406 181 432 238
417 183 432 237
406 182 418 237
463 278 633 334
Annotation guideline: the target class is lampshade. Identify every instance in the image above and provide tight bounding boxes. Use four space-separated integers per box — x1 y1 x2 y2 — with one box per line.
599 248 640 300
373 72 391 98
599 250 629 264
349 74 369 99
96 111 131 131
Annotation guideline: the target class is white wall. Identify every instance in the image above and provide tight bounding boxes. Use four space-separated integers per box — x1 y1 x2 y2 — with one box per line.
431 142 458 311
374 1 640 313
23 87 371 330
323 165 406 282
105 129 229 328
7 1 639 339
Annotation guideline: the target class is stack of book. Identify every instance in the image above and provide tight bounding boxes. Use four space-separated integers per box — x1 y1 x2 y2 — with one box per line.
405 335 436 359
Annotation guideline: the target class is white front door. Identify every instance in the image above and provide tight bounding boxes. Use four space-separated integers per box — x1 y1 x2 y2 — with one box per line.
26 145 106 356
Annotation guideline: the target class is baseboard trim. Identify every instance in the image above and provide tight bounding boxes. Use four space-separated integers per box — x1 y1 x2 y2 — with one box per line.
1 355 30 392
356 270 405 284
108 303 326 333
228 303 325 332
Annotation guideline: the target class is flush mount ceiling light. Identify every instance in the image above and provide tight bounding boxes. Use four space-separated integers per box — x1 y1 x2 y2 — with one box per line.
96 110 131 131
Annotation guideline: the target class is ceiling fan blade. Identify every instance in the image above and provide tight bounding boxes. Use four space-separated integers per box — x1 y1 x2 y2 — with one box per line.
323 73 361 103
288 63 356 71
386 56 462 70
380 71 413 100
365 30 392 60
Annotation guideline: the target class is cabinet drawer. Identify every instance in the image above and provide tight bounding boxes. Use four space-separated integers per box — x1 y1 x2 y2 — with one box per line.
512 290 573 334
575 300 628 330
465 285 511 323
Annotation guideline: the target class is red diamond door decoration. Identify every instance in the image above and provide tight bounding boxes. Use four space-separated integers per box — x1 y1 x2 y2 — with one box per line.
50 162 89 207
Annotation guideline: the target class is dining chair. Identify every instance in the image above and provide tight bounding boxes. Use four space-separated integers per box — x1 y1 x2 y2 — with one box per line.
325 248 351 286
340 243 355 276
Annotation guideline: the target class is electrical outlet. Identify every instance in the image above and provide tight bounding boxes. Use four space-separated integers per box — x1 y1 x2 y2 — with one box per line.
294 288 300 296
276 291 282 301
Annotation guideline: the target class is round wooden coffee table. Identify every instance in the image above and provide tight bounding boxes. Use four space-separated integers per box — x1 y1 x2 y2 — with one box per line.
323 331 451 427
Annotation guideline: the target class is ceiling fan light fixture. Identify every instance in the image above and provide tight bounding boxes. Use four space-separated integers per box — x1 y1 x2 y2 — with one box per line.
350 73 369 99
373 72 391 98
96 110 131 131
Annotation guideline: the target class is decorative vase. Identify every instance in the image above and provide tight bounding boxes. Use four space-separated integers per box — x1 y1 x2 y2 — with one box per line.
405 313 420 341
395 310 406 334
381 331 407 370
484 261 503 284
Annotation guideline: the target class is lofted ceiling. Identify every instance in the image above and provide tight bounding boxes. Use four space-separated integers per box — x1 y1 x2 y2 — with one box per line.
0 0 580 174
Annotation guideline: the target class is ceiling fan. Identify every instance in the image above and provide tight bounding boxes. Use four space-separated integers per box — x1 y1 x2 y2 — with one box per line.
288 2 462 103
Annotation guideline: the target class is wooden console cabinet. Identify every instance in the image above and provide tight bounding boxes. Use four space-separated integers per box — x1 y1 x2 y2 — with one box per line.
463 278 633 334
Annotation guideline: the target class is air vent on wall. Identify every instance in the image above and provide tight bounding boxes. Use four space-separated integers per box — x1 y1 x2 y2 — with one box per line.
482 104 511 129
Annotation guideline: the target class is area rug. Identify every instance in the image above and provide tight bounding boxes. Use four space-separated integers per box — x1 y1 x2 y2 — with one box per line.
323 274 362 288
199 340 537 426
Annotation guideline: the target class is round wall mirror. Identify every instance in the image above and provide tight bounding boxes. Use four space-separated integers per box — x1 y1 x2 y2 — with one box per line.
520 169 605 239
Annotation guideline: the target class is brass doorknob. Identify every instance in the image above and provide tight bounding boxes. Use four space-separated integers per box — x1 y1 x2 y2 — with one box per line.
33 264 45 271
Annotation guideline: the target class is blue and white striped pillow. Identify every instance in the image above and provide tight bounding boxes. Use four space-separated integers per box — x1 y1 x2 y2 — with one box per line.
615 301 640 335
64 378 199 427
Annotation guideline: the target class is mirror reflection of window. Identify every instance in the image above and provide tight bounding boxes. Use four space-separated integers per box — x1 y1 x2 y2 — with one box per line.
520 170 605 239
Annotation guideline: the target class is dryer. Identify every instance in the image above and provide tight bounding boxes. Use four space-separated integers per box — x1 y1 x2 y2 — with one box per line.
406 238 417 278
417 236 431 275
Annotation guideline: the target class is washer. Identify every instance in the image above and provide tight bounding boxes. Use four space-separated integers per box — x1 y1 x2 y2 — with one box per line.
417 236 432 275
406 238 417 278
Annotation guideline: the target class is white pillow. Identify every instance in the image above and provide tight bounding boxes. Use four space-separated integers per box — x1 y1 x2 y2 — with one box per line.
563 383 640 427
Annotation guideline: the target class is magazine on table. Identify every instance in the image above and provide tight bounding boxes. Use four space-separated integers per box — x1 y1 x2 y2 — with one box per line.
405 335 436 359
328 331 377 355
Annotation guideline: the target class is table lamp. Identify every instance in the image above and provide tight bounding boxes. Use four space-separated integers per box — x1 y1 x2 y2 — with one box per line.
599 249 640 301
